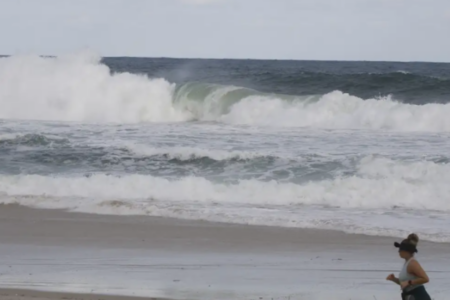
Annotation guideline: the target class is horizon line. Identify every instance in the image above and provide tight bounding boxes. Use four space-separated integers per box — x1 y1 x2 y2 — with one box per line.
1 54 449 64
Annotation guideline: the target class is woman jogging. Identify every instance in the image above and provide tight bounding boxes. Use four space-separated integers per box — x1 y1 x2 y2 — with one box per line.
386 234 431 300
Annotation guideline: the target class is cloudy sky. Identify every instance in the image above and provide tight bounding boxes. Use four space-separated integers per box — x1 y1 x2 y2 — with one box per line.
0 0 449 61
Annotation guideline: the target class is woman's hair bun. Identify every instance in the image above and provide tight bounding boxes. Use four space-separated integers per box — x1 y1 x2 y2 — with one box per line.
407 233 419 246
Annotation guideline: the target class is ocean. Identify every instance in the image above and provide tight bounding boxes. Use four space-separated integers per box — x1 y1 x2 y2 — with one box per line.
1 52 450 242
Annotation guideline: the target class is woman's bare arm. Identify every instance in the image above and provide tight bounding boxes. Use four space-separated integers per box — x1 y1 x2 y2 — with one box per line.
407 260 430 285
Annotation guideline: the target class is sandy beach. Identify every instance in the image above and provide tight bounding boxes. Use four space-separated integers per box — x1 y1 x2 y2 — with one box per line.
0 204 449 300
0 289 164 300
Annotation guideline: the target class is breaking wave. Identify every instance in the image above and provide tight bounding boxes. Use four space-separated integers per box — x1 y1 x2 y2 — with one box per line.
1 53 450 131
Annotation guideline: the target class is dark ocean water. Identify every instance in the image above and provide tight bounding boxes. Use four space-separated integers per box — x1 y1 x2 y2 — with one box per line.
104 57 450 104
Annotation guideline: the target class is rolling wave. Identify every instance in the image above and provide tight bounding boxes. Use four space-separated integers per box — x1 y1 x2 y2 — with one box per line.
0 156 448 211
252 71 450 104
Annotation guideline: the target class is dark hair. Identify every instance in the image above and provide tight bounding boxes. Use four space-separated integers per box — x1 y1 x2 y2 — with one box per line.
394 233 419 254
407 233 419 246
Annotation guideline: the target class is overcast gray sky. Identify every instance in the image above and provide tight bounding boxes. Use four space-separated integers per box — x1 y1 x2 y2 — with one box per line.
0 0 449 61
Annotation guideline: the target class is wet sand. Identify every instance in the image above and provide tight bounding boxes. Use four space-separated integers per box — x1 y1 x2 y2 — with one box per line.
1 204 449 300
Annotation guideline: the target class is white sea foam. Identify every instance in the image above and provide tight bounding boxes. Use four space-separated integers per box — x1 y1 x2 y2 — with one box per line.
1 53 450 131
218 92 450 131
123 144 276 161
0 52 189 123
1 157 449 241
1 156 448 209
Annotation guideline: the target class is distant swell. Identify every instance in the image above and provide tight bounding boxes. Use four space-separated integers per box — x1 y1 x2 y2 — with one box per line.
253 71 450 104
2 53 450 131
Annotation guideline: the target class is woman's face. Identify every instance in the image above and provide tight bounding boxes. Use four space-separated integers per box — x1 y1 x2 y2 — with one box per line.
399 250 411 259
